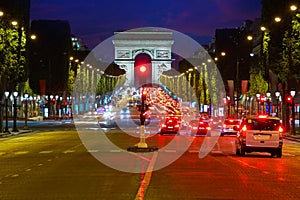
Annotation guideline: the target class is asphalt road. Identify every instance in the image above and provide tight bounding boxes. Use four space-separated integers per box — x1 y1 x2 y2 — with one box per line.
0 125 300 199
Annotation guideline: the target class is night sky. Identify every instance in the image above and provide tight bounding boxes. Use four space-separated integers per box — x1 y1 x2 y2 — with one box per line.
30 0 262 49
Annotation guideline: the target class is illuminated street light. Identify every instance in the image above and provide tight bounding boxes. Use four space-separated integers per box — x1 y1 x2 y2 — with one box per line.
24 93 29 129
275 91 280 117
12 92 18 132
30 34 37 40
0 11 4 17
247 35 253 41
290 5 297 11
256 93 261 114
290 89 296 135
274 17 281 22
266 91 271 115
11 20 18 26
260 26 267 31
4 91 9 133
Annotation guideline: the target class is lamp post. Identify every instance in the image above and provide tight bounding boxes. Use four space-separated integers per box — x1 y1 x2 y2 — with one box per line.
4 91 9 132
256 93 260 114
290 89 296 135
275 91 280 117
227 96 230 117
24 93 28 129
12 91 18 132
266 91 271 115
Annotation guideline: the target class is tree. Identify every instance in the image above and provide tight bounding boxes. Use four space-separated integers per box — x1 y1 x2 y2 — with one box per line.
0 16 26 92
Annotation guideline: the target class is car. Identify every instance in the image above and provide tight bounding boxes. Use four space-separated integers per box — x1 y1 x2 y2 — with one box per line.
159 116 181 135
235 115 284 157
221 118 241 136
186 120 211 136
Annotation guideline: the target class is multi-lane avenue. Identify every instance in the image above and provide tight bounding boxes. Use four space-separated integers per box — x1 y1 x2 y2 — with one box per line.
0 122 300 200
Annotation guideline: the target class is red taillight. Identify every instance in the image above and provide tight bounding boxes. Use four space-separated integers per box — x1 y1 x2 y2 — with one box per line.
162 124 167 128
175 124 180 128
278 126 283 133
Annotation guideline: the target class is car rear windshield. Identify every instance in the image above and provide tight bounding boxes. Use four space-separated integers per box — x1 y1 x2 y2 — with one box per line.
246 119 280 130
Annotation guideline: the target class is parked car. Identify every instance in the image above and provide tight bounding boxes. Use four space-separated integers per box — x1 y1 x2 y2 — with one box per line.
186 120 211 136
235 115 283 157
221 118 241 136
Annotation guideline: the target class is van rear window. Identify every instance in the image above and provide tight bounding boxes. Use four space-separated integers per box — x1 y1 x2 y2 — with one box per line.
246 119 280 130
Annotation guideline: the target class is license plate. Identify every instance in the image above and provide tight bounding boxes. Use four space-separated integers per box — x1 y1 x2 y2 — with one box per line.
253 134 271 140
199 127 205 130
168 126 173 129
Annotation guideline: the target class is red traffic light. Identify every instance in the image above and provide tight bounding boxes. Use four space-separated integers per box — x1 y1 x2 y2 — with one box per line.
139 65 146 73
142 90 147 100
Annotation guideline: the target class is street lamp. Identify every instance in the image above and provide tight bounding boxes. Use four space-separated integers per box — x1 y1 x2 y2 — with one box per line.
256 93 261 114
275 91 280 117
290 89 296 135
12 91 18 132
266 91 271 115
24 93 29 129
4 91 9 132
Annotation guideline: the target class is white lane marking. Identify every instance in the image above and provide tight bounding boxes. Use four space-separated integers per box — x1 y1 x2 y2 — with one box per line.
63 150 75 154
11 174 19 178
211 150 223 154
135 151 158 200
39 150 53 154
87 150 99 153
164 149 176 153
14 151 29 155
110 149 122 153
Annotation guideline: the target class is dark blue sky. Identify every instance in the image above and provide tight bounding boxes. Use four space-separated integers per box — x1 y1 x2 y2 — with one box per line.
30 0 262 49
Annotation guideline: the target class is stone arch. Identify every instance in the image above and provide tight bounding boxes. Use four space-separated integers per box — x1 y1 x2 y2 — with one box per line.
113 29 174 87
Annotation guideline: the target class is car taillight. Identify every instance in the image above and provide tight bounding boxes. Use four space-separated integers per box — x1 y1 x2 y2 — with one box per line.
162 124 167 128
175 124 180 128
278 126 283 133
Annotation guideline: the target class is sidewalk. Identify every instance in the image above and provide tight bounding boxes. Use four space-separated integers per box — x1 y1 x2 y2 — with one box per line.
283 132 300 142
0 128 32 138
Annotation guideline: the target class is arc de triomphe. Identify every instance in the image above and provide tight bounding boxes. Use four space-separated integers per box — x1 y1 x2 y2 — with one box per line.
112 30 174 86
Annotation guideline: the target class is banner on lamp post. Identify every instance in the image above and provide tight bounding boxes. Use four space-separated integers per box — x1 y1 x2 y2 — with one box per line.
241 80 248 94
40 80 46 95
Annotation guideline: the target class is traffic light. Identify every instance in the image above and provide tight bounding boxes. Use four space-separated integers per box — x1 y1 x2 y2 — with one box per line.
142 89 147 101
139 65 146 73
